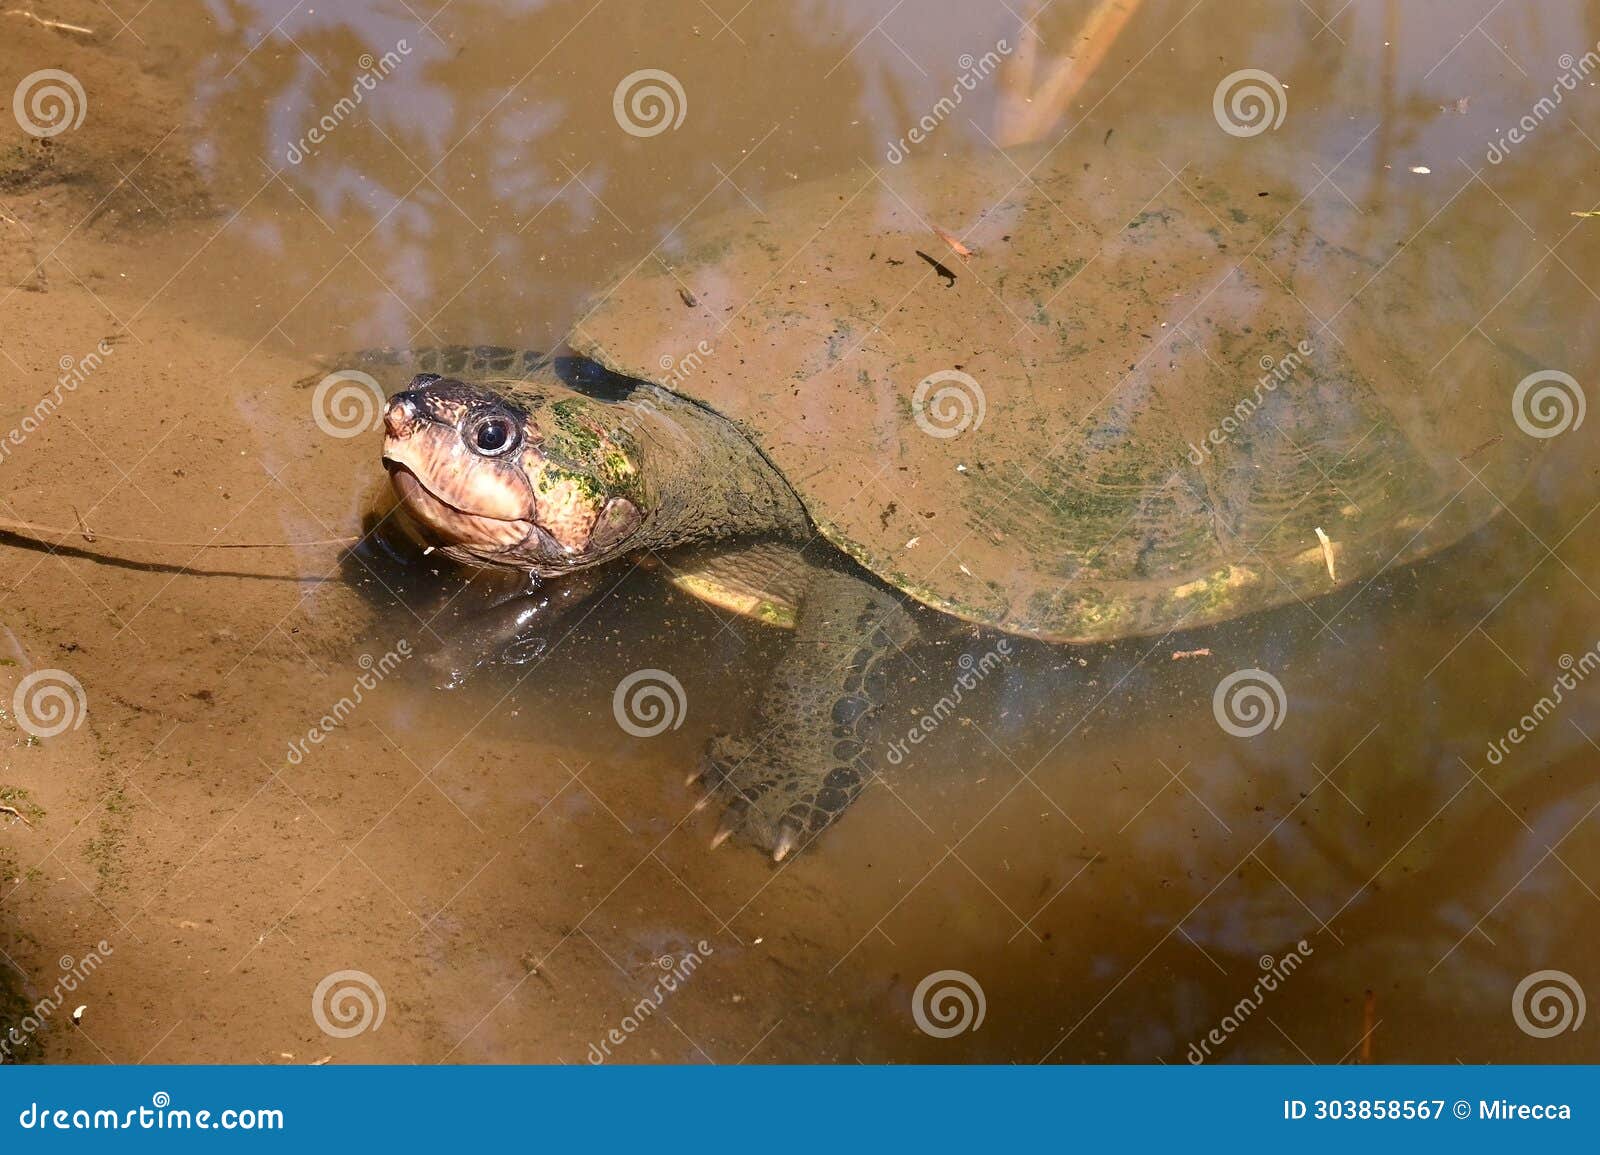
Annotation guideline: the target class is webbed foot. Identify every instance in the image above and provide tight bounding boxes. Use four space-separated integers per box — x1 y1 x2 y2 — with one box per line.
695 569 914 860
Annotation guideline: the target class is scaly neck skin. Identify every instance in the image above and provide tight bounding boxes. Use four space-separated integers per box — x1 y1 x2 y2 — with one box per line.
616 383 811 552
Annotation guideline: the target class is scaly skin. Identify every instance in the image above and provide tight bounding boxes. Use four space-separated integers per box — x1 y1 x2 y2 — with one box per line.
699 566 915 859
358 347 919 858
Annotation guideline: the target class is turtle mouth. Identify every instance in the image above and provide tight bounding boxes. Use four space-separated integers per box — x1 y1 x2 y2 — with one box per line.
382 456 534 553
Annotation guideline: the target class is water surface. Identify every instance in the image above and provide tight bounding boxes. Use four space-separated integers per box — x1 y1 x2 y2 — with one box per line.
2 0 1599 1064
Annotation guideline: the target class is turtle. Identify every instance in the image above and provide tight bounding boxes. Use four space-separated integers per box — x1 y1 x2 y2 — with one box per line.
368 140 1548 861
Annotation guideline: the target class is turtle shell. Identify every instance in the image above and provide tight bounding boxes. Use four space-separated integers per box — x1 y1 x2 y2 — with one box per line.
572 140 1551 642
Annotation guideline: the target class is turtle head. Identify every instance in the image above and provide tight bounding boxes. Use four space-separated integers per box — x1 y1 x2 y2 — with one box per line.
381 374 647 573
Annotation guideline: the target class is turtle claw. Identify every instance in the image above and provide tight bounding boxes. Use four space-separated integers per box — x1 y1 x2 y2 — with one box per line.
709 796 750 849
771 822 802 863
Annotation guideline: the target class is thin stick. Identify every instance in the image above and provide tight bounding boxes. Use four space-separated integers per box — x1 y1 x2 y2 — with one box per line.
4 8 95 35
0 515 358 550
0 804 35 828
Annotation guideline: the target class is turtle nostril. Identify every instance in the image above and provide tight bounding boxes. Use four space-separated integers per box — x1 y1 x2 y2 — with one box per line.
384 392 420 437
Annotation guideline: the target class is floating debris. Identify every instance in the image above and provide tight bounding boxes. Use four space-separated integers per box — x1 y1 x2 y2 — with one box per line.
1314 526 1337 583
4 8 95 35
1171 648 1212 661
932 225 973 258
1458 433 1503 461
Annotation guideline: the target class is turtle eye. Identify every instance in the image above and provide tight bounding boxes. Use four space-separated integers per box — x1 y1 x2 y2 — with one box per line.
470 415 519 457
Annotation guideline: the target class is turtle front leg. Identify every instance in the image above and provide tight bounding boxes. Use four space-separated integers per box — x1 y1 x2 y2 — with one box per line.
697 568 916 861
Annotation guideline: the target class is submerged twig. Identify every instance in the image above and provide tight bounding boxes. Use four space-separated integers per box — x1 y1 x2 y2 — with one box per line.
4 8 95 35
0 515 357 550
0 519 352 582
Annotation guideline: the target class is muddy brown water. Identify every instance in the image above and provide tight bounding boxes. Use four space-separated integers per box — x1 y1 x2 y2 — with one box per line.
3 0 1600 1065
